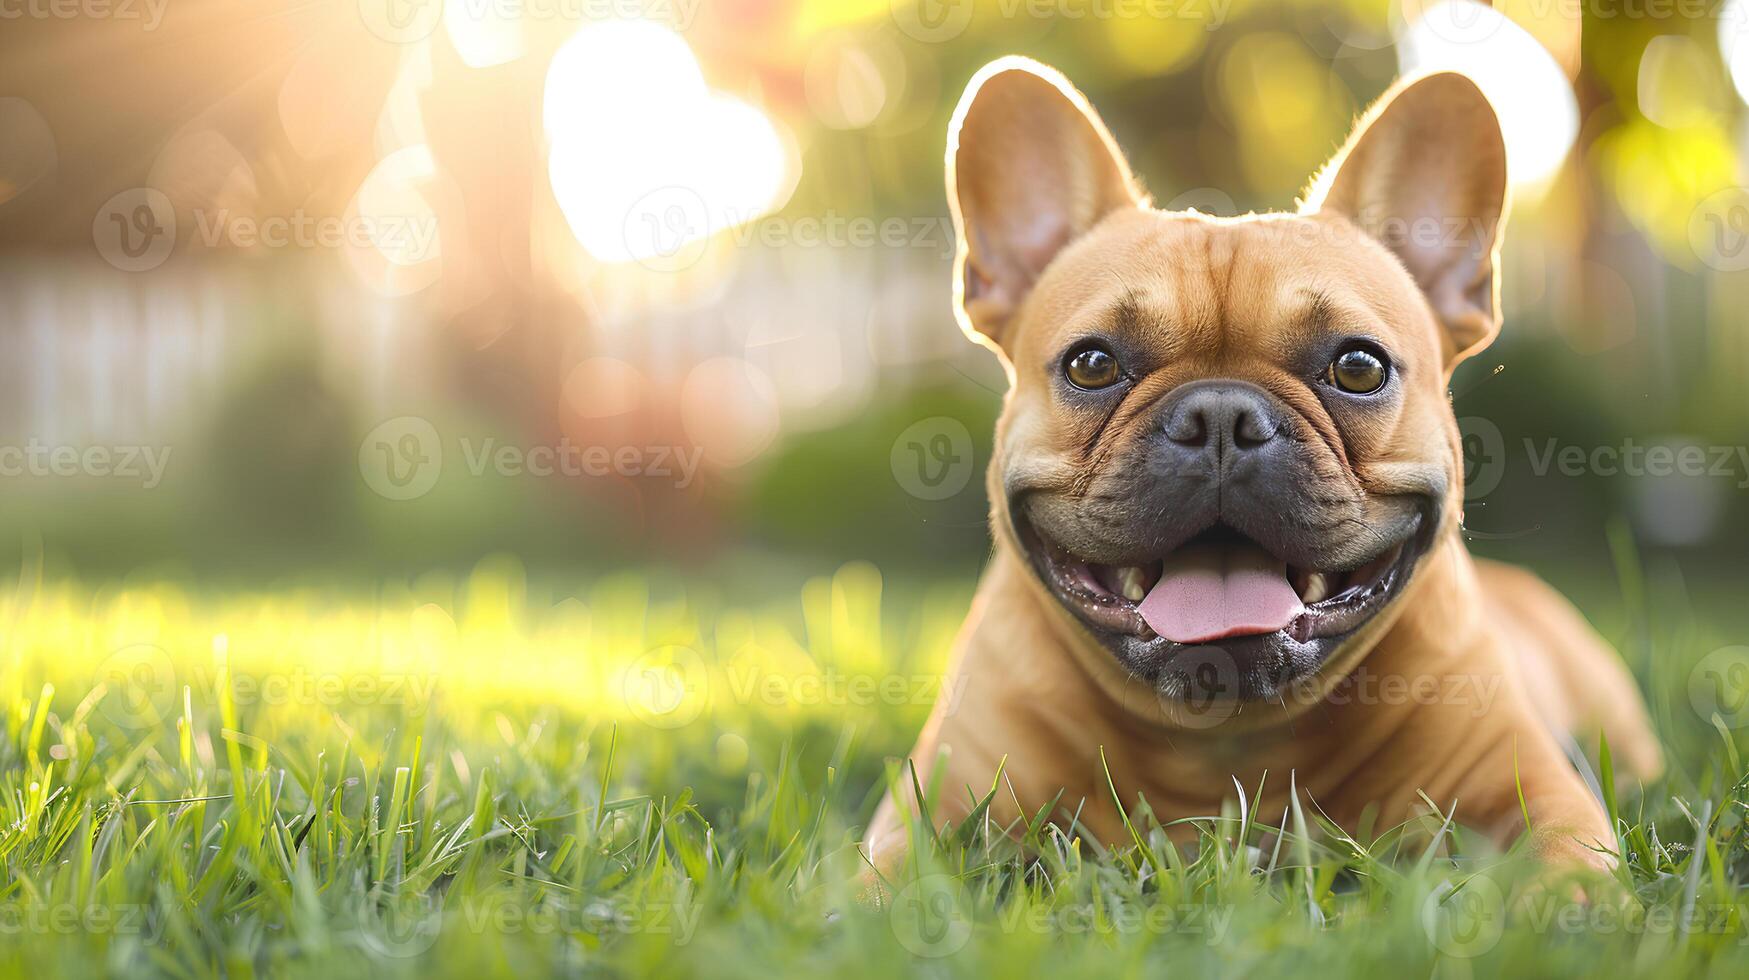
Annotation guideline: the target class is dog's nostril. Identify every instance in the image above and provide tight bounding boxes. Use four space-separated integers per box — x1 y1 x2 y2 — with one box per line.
1163 386 1282 454
1165 411 1208 447
1233 410 1277 449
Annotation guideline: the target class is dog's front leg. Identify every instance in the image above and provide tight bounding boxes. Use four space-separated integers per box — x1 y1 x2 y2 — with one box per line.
1440 703 1618 871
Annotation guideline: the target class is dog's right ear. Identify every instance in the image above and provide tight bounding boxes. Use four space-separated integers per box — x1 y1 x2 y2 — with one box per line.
948 57 1142 358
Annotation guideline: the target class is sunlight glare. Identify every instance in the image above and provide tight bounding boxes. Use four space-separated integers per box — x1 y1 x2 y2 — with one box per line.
543 20 788 265
1720 0 1749 104
1398 0 1579 192
444 0 525 69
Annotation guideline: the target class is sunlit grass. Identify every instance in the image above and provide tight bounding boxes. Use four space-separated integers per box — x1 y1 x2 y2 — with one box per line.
2 557 1748 977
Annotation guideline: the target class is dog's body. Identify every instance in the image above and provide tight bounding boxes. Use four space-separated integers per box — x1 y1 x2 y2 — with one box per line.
867 59 1661 877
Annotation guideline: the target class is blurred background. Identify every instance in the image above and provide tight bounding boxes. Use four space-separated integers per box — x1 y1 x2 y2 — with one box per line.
1 0 1747 598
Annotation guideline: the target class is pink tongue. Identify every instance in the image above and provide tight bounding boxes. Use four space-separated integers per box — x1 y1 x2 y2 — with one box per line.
1137 541 1304 644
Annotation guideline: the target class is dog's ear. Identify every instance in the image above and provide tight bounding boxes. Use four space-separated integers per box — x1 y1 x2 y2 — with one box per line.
1303 72 1509 367
947 57 1142 356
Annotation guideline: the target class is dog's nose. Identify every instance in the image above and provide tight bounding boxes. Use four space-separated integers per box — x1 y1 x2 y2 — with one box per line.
1162 383 1283 466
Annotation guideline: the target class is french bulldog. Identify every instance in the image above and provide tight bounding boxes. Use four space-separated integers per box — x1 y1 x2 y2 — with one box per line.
865 58 1663 881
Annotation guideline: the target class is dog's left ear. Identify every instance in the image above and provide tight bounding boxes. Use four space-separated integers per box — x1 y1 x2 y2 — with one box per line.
1303 72 1509 367
947 57 1142 358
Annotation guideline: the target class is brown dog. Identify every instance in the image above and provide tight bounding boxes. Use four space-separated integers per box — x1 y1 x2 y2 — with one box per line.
866 58 1663 879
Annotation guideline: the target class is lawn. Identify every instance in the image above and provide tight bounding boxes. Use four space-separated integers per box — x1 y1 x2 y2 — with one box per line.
3 554 1749 977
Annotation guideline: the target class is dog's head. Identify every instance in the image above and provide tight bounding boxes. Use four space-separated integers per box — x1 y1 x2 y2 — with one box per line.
947 58 1507 704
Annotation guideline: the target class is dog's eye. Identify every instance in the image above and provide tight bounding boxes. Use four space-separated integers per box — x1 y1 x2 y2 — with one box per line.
1328 347 1387 394
1064 346 1122 390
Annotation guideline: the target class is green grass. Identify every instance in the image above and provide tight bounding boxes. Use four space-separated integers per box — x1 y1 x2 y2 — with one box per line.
3 556 1749 978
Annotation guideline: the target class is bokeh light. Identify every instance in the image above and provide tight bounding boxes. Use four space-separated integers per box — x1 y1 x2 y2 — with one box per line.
1639 35 1727 131
0 98 55 208
681 357 780 469
1398 0 1578 192
1722 0 1749 104
804 34 898 130
543 19 789 265
445 0 526 69
1217 32 1353 193
342 145 445 296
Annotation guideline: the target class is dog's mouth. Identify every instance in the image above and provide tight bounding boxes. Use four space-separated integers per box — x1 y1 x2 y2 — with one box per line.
1017 513 1432 700
1033 523 1421 644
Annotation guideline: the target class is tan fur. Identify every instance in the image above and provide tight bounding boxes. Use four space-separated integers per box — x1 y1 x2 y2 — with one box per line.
864 59 1662 887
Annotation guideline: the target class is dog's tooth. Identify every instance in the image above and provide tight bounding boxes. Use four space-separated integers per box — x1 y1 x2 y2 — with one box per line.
1300 572 1330 605
1117 566 1148 603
